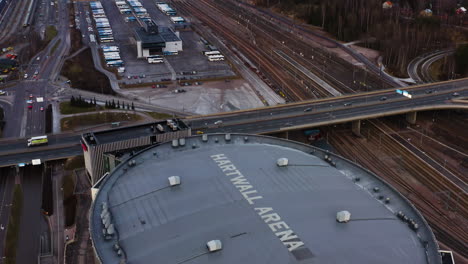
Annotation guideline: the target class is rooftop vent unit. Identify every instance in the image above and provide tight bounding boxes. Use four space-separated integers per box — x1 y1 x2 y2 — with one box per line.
179 138 186 146
168 176 181 186
336 210 351 223
172 139 179 147
128 160 136 167
107 224 115 236
225 134 231 141
277 158 289 167
202 134 208 142
206 240 222 252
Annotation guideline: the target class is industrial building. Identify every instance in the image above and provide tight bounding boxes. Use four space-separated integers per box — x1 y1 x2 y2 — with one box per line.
90 133 441 264
134 19 182 58
81 119 190 184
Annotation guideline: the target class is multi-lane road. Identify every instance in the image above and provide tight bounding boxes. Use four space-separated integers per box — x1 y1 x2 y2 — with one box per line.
0 81 466 168
0 0 72 262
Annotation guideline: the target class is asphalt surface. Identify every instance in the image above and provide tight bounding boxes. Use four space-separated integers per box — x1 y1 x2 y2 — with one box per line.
407 50 455 84
188 82 468 129
0 84 465 168
0 0 72 262
15 165 46 264
0 167 15 262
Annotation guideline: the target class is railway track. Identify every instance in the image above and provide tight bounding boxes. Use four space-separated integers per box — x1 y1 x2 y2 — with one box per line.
235 0 402 88
327 120 468 260
172 0 391 102
174 0 310 101
0 0 32 44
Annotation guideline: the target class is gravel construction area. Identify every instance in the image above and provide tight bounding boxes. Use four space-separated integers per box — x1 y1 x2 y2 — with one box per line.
120 79 264 114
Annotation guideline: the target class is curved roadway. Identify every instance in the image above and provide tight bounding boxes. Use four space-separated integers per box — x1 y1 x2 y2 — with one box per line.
407 50 454 84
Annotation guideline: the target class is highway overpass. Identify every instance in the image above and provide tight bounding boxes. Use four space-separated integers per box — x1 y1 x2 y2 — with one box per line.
0 82 466 168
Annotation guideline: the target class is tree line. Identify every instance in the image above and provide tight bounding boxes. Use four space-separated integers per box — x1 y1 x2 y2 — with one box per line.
254 0 468 76
70 95 135 110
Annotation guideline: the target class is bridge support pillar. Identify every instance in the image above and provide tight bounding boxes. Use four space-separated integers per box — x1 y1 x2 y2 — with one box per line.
352 120 361 137
406 112 417 125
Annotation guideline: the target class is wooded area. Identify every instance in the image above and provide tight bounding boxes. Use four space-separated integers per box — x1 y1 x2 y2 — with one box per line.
254 0 468 76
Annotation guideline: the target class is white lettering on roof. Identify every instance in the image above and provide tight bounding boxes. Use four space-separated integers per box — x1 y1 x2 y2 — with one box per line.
211 154 306 253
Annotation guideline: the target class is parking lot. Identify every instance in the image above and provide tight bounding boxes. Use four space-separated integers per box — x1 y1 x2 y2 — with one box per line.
73 0 263 114
85 0 234 84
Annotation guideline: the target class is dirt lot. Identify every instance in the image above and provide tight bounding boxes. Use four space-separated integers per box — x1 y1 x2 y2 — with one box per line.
120 78 264 114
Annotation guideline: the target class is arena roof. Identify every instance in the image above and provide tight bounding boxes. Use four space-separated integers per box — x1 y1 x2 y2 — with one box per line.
90 134 441 264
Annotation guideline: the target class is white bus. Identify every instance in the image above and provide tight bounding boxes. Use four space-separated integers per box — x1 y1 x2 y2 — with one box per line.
100 37 114 43
102 46 119 52
27 135 48 147
106 60 124 67
203 51 221 56
208 55 225 61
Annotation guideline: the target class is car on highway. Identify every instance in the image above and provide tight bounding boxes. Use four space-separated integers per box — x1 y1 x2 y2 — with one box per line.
380 96 387 101
196 131 204 134
40 107 44 111
425 89 434 94
303 107 312 112
343 102 353 106
214 120 223 125
452 92 460 97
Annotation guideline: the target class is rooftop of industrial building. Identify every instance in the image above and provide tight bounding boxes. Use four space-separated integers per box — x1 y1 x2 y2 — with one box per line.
82 119 187 145
90 134 440 264
134 26 180 44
